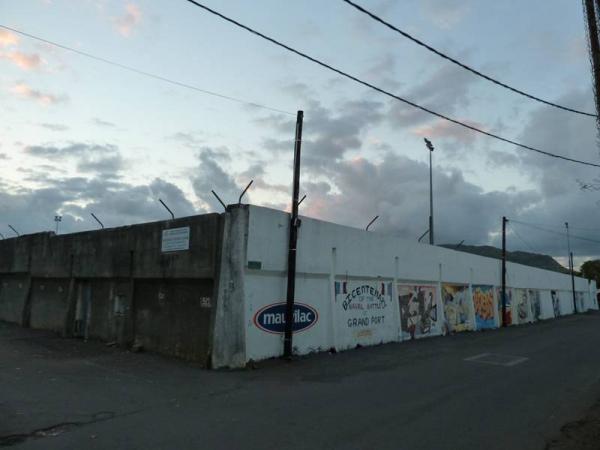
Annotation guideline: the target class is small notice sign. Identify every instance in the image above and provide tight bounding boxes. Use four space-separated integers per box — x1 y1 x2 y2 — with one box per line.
161 227 190 252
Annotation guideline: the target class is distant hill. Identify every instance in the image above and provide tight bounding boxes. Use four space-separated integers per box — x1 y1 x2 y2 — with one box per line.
439 244 570 274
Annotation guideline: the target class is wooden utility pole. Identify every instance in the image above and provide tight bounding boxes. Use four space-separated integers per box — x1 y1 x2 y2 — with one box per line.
584 0 600 125
284 111 304 359
501 217 507 327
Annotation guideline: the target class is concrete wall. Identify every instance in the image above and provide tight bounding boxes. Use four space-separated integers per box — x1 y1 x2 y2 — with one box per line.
0 213 223 366
0 274 30 324
239 206 598 365
1 204 597 369
29 278 70 333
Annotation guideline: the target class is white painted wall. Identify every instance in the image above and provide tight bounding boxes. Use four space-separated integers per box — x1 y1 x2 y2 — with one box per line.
241 206 598 364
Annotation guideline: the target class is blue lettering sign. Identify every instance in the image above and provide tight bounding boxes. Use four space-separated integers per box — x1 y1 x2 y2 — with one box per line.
253 302 319 334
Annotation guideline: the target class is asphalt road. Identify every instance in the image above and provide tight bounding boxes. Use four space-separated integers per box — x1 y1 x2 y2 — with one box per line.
1 312 600 450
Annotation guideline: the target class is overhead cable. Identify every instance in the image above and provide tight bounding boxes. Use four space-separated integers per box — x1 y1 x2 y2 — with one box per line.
182 0 600 168
509 219 600 245
342 0 597 118
509 223 541 254
0 24 294 116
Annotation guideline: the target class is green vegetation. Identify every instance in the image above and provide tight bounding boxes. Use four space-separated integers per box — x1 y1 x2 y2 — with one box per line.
580 260 600 284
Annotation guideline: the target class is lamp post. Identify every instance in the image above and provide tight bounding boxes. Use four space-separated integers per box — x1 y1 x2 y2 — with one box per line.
54 215 62 234
424 138 435 245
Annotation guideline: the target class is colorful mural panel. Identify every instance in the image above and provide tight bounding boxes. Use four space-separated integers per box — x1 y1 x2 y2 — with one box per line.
496 288 513 326
513 289 531 324
551 290 561 317
527 289 542 321
472 285 495 329
442 284 471 333
397 285 438 339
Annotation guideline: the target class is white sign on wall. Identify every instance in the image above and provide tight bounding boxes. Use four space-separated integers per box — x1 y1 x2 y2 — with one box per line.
334 280 396 350
161 227 190 252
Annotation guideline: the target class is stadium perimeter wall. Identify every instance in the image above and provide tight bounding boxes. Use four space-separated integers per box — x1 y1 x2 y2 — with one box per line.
212 205 598 367
0 205 596 369
0 213 222 366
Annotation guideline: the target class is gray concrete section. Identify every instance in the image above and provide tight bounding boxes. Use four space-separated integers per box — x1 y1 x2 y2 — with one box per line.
1 313 599 450
0 275 30 324
133 278 214 362
29 279 70 333
211 205 248 369
0 212 224 363
0 213 222 279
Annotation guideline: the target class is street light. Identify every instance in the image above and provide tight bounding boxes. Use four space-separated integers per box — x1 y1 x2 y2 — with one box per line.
54 215 62 234
423 138 435 245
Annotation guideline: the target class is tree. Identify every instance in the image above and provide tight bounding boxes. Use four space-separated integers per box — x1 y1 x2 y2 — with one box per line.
580 259 600 284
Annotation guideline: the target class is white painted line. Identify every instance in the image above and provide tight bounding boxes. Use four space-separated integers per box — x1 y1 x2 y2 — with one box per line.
463 352 491 362
463 353 529 367
504 356 529 367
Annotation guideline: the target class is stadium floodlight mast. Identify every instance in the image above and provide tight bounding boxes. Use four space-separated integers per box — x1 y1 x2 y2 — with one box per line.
54 215 62 234
424 138 435 245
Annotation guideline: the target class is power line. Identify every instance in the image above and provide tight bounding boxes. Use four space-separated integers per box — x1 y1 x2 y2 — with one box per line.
508 222 541 254
182 0 600 168
509 219 600 245
0 24 294 116
342 0 597 118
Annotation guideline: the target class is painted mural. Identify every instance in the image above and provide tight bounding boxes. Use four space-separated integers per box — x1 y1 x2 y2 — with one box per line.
472 285 495 329
513 289 531 324
397 285 438 340
334 280 395 349
496 288 513 326
527 289 542 321
551 290 561 317
442 284 471 333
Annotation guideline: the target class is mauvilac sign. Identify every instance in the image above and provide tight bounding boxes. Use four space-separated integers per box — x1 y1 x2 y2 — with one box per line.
253 302 318 334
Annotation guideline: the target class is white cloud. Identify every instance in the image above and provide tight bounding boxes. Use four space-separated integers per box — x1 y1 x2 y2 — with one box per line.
10 82 67 105
113 3 142 37
0 30 18 48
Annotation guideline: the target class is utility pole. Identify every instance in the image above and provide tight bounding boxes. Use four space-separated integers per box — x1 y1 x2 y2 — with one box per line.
284 110 304 359
584 0 600 129
566 222 577 312
501 216 507 327
424 138 435 245
570 252 577 313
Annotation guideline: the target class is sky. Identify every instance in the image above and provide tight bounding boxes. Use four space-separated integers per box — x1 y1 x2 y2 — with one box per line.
1 0 600 268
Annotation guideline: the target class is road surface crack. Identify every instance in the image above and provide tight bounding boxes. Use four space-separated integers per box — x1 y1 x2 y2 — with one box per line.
0 411 115 447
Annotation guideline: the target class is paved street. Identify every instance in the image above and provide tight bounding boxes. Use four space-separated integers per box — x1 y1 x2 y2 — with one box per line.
1 313 600 450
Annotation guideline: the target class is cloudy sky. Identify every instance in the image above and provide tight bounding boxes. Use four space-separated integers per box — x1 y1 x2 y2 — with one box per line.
1 0 600 267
